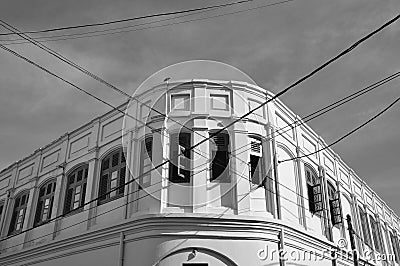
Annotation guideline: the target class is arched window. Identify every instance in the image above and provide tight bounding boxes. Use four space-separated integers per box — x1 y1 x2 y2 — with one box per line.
34 180 56 226
305 166 321 214
8 191 29 235
64 164 88 214
98 148 126 204
210 130 230 182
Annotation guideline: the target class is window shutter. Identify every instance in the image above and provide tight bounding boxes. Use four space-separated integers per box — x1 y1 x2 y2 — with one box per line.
34 199 43 225
145 138 152 159
250 139 262 156
98 174 109 202
210 132 229 182
64 188 73 214
80 183 87 207
8 210 17 235
307 184 315 213
119 167 126 195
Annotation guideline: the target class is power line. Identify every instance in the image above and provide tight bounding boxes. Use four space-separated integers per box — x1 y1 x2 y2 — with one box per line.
231 71 400 156
0 0 295 45
1 12 398 250
177 13 400 160
0 0 262 37
278 93 400 163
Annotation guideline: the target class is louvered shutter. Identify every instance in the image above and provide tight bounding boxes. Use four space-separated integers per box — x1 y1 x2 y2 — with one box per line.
64 188 73 214
307 184 315 213
250 139 262 156
80 183 87 207
211 132 229 182
119 167 126 195
8 209 17 235
34 199 43 225
98 174 109 202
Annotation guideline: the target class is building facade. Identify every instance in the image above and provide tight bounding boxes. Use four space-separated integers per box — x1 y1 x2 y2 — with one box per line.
0 62 399 266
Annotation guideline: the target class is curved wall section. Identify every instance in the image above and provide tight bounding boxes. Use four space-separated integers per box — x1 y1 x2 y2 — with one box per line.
0 77 398 266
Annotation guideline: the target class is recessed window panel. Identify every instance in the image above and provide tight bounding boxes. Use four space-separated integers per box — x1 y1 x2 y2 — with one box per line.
210 94 229 110
171 94 190 111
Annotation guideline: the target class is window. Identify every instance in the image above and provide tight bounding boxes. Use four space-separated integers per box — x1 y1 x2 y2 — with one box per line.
8 192 29 235
64 164 88 214
327 182 342 225
305 166 322 214
210 130 230 182
359 206 373 248
249 137 263 185
139 136 153 188
390 231 400 263
169 132 191 183
369 215 385 253
34 180 56 226
98 149 126 204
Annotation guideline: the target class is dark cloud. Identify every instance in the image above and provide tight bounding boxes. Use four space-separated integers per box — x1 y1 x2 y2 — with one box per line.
0 0 399 211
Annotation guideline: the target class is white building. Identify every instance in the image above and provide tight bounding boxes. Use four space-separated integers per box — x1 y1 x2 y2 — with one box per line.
0 61 399 266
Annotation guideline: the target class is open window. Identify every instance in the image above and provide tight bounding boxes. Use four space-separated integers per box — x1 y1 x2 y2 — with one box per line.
305 166 322 214
139 136 153 188
98 148 126 204
64 164 88 214
8 191 29 235
34 180 56 226
210 130 230 182
327 182 342 226
249 137 264 186
169 132 191 183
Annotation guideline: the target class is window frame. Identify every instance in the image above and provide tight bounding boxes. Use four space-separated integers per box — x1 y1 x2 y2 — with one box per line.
139 136 153 188
304 165 322 215
169 132 191 183
359 206 373 248
64 164 89 215
8 191 30 236
98 148 126 205
209 130 230 183
34 179 56 226
249 137 264 186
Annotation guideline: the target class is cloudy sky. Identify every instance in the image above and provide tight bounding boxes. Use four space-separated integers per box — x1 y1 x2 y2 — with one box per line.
0 0 399 212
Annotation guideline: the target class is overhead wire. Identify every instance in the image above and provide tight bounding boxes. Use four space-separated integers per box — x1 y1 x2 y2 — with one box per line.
0 0 263 37
231 71 400 156
175 13 400 160
0 0 295 45
1 10 398 252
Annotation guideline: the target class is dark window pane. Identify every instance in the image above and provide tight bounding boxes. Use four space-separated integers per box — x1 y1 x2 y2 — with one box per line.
98 174 109 202
15 197 20 208
39 187 45 197
46 183 53 195
34 199 43 225
101 158 110 171
64 188 73 214
112 152 120 167
77 170 83 182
